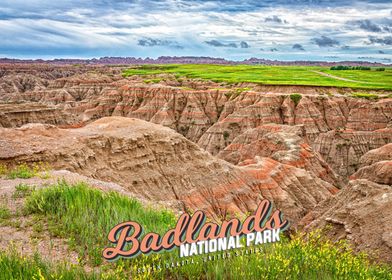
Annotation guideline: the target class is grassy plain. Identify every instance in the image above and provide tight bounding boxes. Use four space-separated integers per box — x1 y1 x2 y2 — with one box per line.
123 64 392 90
1 181 391 279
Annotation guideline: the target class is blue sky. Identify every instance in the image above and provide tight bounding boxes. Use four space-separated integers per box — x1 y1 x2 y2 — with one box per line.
0 0 391 62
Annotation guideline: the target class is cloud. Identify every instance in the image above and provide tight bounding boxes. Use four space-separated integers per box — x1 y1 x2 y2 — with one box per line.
265 15 286 24
0 0 391 61
383 26 392 32
351 19 382 32
138 38 184 49
205 40 237 48
368 36 392 45
292 43 305 51
311 36 340 47
240 41 250 48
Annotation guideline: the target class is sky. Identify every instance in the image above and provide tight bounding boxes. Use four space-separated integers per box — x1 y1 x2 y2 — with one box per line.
0 0 391 62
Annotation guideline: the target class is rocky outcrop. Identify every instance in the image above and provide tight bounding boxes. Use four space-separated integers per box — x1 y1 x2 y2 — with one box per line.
312 129 392 180
0 117 336 224
358 143 392 167
0 103 77 128
300 179 392 262
218 124 341 187
350 144 392 185
351 161 392 185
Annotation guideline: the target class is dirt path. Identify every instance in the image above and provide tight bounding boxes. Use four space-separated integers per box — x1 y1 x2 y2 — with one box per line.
311 70 372 84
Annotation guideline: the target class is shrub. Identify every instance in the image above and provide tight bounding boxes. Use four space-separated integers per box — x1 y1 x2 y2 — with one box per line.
7 163 36 179
0 206 11 220
290 93 302 106
6 162 50 179
0 164 7 177
12 184 34 198
330 65 371 70
223 131 230 140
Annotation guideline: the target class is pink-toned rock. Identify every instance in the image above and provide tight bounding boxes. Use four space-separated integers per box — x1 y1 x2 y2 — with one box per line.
218 124 341 186
0 117 336 224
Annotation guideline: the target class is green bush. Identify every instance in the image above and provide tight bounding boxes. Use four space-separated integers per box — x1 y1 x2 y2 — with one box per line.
290 93 302 106
13 184 34 198
6 162 50 179
0 206 11 220
7 163 35 179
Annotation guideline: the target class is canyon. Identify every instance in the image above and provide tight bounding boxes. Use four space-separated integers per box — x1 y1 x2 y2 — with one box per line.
0 64 391 262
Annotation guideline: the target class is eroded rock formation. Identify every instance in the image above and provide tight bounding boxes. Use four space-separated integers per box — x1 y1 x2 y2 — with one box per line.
300 179 392 262
0 117 336 224
1 64 392 262
350 143 392 185
1 66 390 181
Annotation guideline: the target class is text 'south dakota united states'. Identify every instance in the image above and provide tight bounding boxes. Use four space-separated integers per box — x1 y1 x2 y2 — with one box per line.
102 199 289 261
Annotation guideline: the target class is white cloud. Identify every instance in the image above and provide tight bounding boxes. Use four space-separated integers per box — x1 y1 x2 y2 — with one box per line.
0 0 391 60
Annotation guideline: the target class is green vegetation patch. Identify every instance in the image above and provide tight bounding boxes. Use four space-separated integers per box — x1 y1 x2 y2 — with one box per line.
290 93 302 106
0 206 11 220
1 162 50 180
351 92 380 100
143 78 162 84
123 64 392 90
330 65 371 70
24 181 176 266
13 183 35 199
224 87 250 100
0 251 101 280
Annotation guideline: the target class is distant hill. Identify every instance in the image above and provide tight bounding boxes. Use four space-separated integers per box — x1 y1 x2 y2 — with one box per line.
0 56 389 67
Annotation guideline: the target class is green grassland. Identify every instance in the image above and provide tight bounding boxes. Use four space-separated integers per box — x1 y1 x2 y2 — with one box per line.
1 181 391 279
123 64 392 90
